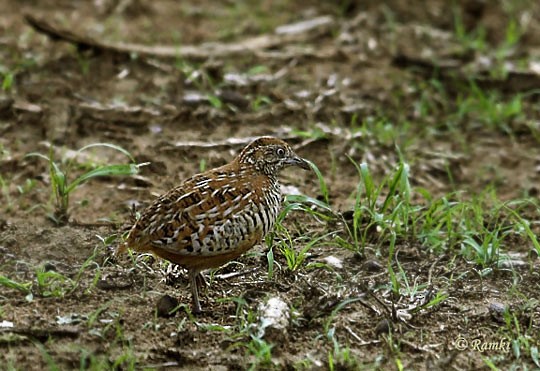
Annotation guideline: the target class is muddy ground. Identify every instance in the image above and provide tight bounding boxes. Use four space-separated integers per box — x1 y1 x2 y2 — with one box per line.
1 1 539 370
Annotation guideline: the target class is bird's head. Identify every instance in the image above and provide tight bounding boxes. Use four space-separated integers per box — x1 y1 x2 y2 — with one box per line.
237 137 311 175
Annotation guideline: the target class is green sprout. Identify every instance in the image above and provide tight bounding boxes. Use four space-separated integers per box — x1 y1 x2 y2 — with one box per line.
26 143 143 224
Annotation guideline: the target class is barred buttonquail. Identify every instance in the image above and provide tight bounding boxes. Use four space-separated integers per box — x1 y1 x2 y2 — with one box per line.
118 137 310 313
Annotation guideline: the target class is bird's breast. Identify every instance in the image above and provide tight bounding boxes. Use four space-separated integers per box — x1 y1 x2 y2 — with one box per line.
193 182 282 256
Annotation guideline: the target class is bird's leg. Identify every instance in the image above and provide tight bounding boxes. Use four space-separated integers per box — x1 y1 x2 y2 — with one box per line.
189 269 202 314
195 271 208 290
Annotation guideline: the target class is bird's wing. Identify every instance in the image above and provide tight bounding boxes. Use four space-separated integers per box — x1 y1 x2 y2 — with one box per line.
125 172 259 255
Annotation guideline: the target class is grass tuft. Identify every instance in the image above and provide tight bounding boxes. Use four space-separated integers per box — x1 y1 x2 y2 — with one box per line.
26 143 143 224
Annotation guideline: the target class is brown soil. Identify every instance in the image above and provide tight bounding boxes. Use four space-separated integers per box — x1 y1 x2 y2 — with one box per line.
1 1 539 370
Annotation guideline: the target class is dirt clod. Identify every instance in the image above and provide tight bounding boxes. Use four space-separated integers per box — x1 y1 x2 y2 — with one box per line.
1 1 539 369
156 294 180 318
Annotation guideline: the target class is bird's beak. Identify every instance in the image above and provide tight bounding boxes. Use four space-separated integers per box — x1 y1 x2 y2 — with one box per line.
287 155 311 170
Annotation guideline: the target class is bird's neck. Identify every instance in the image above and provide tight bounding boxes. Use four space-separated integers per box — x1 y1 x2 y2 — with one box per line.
232 158 278 180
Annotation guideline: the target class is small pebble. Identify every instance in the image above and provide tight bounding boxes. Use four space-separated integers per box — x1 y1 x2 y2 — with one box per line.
363 259 383 272
374 318 392 336
258 297 290 342
342 210 354 221
488 302 507 323
44 262 56 272
156 294 179 318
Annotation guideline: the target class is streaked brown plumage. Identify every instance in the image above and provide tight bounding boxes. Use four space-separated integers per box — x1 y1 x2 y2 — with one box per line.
118 137 310 313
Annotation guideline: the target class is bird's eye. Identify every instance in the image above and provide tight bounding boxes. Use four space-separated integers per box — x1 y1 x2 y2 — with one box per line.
276 147 286 157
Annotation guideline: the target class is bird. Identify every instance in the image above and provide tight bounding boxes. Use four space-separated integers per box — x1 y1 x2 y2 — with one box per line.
118 136 311 313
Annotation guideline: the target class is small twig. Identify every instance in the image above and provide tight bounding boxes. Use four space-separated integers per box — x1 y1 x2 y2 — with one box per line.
25 14 334 60
214 267 259 280
1 327 80 341
368 290 392 317
427 254 446 285
355 295 382 316
400 339 442 359
69 220 117 228
141 362 180 369
227 280 266 286
344 326 381 346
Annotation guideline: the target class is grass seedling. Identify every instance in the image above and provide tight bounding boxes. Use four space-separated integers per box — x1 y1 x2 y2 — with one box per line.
207 94 223 109
245 335 274 370
199 158 207 172
497 18 522 60
175 59 224 109
27 143 143 224
455 82 523 135
34 266 73 298
1 268 81 300
1 71 14 91
500 302 540 367
35 341 60 371
266 247 274 279
358 118 411 147
87 302 111 328
454 194 517 269
0 275 32 294
251 95 272 111
289 127 329 142
110 344 137 371
0 175 14 211
453 5 487 53
339 159 413 255
223 298 277 370
323 297 365 336
461 231 502 269
0 55 35 92
416 193 461 253
328 338 361 371
68 246 101 295
277 231 333 272
78 349 111 371
309 158 330 205
503 201 540 257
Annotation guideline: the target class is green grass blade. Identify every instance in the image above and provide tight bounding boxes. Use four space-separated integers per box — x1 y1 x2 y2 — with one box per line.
25 151 66 196
275 202 304 224
347 157 373 200
324 297 365 334
382 163 404 213
359 163 374 198
504 205 540 255
50 160 66 193
399 162 411 201
531 346 540 368
306 159 329 205
66 164 139 194
76 143 136 162
25 152 51 161
285 194 332 213
266 248 274 279
0 275 32 293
